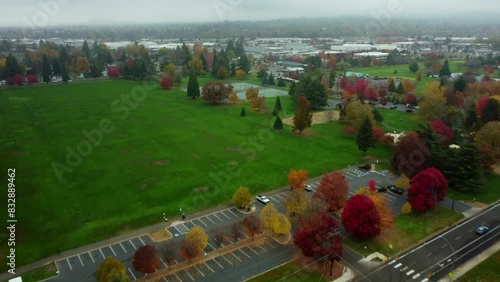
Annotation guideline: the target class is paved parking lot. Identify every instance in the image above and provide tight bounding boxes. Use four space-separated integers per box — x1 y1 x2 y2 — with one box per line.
168 207 240 236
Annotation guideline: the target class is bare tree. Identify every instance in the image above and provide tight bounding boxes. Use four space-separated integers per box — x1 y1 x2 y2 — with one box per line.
231 223 242 241
213 229 225 247
162 241 177 266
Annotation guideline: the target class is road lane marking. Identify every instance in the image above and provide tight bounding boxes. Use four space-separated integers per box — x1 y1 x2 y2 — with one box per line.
402 266 409 271
204 262 215 273
99 249 106 259
275 194 286 200
78 254 84 266
412 273 421 279
88 252 95 263
127 268 136 280
220 211 231 219
109 245 117 256
425 253 432 258
184 269 195 281
139 237 146 245
455 236 462 240
406 270 415 275
213 258 224 269
441 244 447 249
222 254 233 265
119 242 127 253
230 252 242 262
421 279 429 282
239 249 251 258
66 258 73 270
194 264 204 276
129 240 137 249
394 263 402 268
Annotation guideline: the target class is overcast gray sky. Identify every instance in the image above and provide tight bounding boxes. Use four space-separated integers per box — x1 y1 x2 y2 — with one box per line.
1 0 498 27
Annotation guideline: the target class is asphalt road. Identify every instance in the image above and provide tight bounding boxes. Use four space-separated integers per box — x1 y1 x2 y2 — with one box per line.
356 203 499 282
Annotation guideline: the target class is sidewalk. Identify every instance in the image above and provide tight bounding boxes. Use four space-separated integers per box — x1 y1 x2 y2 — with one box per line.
438 241 500 281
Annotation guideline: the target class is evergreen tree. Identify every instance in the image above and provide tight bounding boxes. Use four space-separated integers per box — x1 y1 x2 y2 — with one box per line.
226 39 235 54
257 69 267 79
5 53 20 78
234 37 245 57
273 116 283 130
481 98 500 124
90 62 100 79
58 44 68 65
261 77 268 85
211 50 218 76
93 40 99 55
439 59 451 77
61 65 70 84
274 96 282 111
52 57 61 75
182 43 191 65
268 73 275 85
372 108 383 123
453 75 467 92
238 53 251 73
230 61 236 76
187 72 200 99
356 117 375 153
42 54 51 84
120 50 127 63
200 52 208 72
396 81 405 94
82 40 91 58
408 61 419 73
277 77 286 87
289 81 297 96
328 69 336 87
446 142 483 192
240 107 246 117
388 79 396 92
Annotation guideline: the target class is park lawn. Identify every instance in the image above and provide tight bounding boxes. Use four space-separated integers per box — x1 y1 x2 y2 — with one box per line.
343 206 464 257
247 260 325 282
18 263 58 282
458 251 500 282
377 108 421 132
447 173 500 204
0 79 393 270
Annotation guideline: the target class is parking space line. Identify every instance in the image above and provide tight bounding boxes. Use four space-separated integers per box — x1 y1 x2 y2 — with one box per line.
99 249 106 259
204 262 215 273
77 254 84 266
193 264 204 277
195 218 208 227
220 210 231 219
174 273 182 282
228 208 238 217
207 242 216 251
213 213 223 222
266 241 276 249
279 192 287 197
66 258 73 270
138 237 146 246
275 194 286 200
230 252 242 262
248 246 259 255
160 257 168 268
213 258 224 269
88 252 95 263
257 244 267 252
109 245 117 256
127 268 137 280
184 269 195 281
222 254 233 265
129 240 137 249
269 197 281 204
119 242 127 253
205 216 216 224
239 248 251 258
239 230 248 238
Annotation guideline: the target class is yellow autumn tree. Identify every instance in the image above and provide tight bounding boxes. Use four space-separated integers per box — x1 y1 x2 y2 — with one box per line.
229 92 240 104
272 213 291 235
370 193 395 229
235 69 246 79
232 186 252 209
396 175 410 190
185 226 208 256
188 56 203 75
245 87 265 111
402 202 412 214
76 56 90 74
419 82 447 121
285 189 309 216
344 100 375 128
259 203 278 231
96 257 130 282
402 80 415 93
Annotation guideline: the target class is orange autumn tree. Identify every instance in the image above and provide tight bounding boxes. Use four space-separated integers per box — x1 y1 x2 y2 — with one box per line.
288 169 308 190
357 180 395 229
245 87 265 111
312 171 349 212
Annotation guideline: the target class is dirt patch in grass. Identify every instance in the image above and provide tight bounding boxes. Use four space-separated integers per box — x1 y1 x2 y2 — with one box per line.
192 186 209 193
282 110 339 126
226 147 239 152
140 183 149 190
491 162 500 175
153 160 169 166
150 228 173 242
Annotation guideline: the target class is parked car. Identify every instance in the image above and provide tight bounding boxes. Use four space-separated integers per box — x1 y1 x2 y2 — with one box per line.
476 226 489 235
305 184 313 192
406 109 413 113
390 105 397 109
389 186 404 195
256 195 270 205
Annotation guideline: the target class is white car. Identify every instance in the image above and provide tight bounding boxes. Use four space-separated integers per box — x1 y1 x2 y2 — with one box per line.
256 195 270 205
305 184 313 192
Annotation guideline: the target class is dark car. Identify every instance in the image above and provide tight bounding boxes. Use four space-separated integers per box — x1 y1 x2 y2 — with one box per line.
476 226 489 235
389 186 404 195
406 109 413 113
390 105 397 109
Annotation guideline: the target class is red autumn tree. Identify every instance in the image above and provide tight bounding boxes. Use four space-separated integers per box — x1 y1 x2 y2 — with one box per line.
288 169 308 190
355 79 368 99
160 75 174 89
344 127 357 137
365 88 379 102
380 97 388 106
12 74 24 86
344 84 356 95
202 82 232 104
294 211 342 276
372 126 385 142
107 66 121 78
242 215 262 240
379 87 387 98
312 172 349 212
430 119 453 144
341 194 381 239
339 75 348 90
26 74 38 84
476 96 490 117
391 132 430 178
405 93 418 106
407 168 448 211
133 245 161 275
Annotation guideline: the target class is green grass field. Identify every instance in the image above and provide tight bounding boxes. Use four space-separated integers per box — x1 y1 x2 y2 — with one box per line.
458 250 500 282
247 260 325 282
446 173 500 204
0 79 393 270
343 206 464 257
